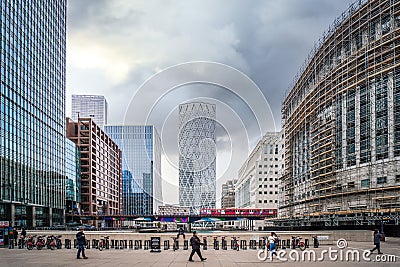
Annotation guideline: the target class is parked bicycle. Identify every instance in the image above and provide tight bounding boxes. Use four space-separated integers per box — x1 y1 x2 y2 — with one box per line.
45 235 56 250
36 235 45 250
291 236 306 251
55 235 62 249
26 235 36 250
231 236 239 251
98 236 110 251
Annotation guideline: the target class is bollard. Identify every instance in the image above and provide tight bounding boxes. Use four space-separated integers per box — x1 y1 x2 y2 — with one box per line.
119 240 124 249
129 240 133 249
86 239 90 249
276 239 281 249
183 240 188 250
105 239 110 250
231 240 234 250
249 240 257 250
203 237 207 250
111 240 115 249
213 239 219 250
74 239 78 249
135 240 143 250
281 239 286 249
92 239 97 249
259 239 265 249
144 240 151 250
164 240 170 250
222 239 227 250
65 239 71 249
240 240 247 250
174 239 179 250
305 239 309 248
115 239 119 249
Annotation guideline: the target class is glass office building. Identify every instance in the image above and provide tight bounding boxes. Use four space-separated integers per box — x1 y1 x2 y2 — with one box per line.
65 138 80 215
179 102 216 214
104 126 163 215
0 1 66 227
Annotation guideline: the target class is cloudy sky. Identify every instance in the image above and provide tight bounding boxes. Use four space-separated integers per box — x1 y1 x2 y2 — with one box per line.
67 0 355 205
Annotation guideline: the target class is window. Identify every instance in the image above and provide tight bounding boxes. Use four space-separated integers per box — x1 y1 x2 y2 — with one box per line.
259 185 262 188
264 200 267 203
348 182 355 188
361 179 370 187
377 176 387 184
270 178 273 181
259 200 262 203
264 185 268 188
396 175 400 183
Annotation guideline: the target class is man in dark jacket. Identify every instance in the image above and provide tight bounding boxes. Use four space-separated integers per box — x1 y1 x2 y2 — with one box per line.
189 231 206 262
370 229 383 254
76 227 88 259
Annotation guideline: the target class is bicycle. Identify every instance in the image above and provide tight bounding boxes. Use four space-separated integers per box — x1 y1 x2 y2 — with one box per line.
231 236 239 251
291 236 306 251
98 236 110 251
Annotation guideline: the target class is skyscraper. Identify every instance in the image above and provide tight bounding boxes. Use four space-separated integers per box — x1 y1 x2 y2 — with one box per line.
104 125 163 215
71 95 108 128
221 179 236 208
179 102 216 214
0 1 66 227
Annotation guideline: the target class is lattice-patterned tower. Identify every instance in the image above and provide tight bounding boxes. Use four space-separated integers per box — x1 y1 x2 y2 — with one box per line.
179 102 216 214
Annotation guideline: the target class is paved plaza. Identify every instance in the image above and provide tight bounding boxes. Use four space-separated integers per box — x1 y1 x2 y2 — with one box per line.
0 238 399 267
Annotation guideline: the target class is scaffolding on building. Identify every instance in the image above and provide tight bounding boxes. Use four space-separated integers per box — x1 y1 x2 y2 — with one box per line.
277 0 400 228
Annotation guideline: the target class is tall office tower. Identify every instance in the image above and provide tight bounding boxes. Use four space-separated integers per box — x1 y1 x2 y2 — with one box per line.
71 95 108 128
179 102 216 214
65 138 81 216
104 125 163 215
0 1 66 227
66 118 122 227
221 179 237 208
278 0 400 228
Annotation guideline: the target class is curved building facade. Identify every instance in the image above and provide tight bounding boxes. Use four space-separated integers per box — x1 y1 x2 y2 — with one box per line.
179 102 216 214
280 0 400 227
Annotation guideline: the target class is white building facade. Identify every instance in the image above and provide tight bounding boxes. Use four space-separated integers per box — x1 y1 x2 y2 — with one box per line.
71 95 108 128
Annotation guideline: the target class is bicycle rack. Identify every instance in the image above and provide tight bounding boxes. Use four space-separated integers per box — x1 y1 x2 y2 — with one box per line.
240 240 247 250
214 239 219 250
144 240 151 250
65 239 71 249
222 239 227 250
249 240 257 249
183 240 188 250
134 240 142 250
164 240 170 250
203 237 207 250
259 239 265 249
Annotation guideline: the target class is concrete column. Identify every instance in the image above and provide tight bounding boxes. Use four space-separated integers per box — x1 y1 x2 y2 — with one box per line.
31 206 36 228
342 93 347 168
387 72 394 159
10 203 15 227
355 86 361 167
371 80 376 163
49 208 53 226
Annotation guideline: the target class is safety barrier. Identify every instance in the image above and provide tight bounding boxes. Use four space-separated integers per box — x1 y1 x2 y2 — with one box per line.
183 240 188 250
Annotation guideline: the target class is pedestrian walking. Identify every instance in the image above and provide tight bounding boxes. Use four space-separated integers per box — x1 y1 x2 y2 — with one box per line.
268 232 278 260
188 231 206 262
370 229 383 254
76 227 88 259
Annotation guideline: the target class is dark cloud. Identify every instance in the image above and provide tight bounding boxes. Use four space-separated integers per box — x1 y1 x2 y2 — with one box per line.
67 0 356 204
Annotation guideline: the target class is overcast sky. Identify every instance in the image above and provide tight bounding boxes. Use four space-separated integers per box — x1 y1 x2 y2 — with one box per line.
67 0 355 206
